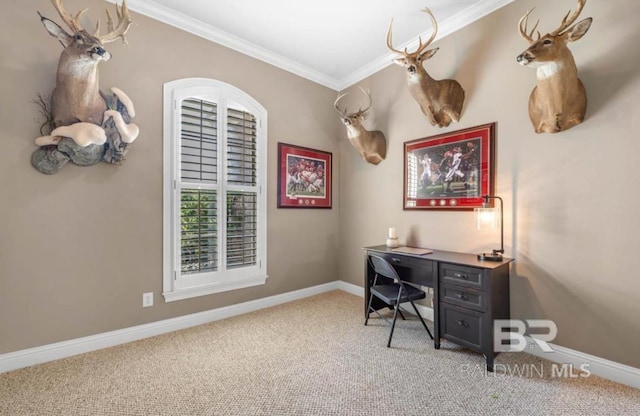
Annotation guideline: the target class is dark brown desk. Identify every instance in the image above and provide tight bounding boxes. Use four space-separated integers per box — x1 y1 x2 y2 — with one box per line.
364 245 513 371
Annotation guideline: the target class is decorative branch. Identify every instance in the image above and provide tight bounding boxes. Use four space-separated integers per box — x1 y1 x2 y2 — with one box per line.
32 93 54 136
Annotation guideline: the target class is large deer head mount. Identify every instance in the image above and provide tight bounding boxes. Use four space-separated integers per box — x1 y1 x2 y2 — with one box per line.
32 0 138 174
334 87 387 165
386 7 465 128
516 0 592 133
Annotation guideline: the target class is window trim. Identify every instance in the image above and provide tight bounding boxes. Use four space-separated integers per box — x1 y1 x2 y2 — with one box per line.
163 78 268 302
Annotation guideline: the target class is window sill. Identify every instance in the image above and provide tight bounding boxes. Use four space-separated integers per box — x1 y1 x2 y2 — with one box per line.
163 274 268 302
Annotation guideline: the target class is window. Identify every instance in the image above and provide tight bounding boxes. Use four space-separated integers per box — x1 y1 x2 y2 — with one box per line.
163 79 267 302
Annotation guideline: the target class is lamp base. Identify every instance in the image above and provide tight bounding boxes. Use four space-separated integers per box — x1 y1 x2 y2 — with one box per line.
477 252 503 262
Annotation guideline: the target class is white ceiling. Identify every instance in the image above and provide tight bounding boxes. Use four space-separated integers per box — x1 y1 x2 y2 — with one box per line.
110 0 515 90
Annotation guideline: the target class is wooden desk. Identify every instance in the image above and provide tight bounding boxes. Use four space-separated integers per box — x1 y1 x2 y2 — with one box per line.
364 245 513 371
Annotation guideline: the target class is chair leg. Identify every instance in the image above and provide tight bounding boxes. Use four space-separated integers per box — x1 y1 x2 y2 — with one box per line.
387 302 400 348
387 290 405 348
398 308 406 320
364 293 375 326
409 299 434 340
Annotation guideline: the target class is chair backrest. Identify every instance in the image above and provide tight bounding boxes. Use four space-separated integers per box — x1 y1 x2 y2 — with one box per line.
368 254 400 282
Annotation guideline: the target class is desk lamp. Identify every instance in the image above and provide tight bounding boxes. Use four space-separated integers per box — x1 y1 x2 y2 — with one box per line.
475 195 504 261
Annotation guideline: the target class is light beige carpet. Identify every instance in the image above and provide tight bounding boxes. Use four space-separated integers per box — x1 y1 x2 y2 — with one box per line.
0 290 638 415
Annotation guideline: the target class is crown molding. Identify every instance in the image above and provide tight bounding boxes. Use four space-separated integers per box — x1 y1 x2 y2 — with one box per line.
108 0 342 89
105 0 514 91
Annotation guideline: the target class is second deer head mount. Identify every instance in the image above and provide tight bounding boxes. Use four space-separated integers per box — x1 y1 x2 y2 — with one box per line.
516 0 592 134
334 87 387 166
386 7 465 128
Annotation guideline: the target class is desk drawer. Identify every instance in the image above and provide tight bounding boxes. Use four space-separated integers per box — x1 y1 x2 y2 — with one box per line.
440 264 485 290
439 303 484 351
375 253 434 287
382 253 433 271
441 284 485 312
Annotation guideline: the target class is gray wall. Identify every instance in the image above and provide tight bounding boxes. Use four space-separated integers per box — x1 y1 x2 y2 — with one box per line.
2 0 639 370
0 0 341 354
338 0 640 368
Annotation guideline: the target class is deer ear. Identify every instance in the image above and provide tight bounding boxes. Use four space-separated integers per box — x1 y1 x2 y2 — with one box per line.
567 18 592 42
392 57 408 67
39 14 73 47
419 47 439 60
361 112 370 121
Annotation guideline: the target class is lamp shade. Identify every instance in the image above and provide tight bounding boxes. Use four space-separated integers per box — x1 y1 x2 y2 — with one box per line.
475 195 504 261
475 207 498 230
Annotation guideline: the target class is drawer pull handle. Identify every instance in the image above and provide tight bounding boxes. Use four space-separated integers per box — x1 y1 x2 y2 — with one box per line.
457 320 469 328
454 272 469 280
456 293 467 300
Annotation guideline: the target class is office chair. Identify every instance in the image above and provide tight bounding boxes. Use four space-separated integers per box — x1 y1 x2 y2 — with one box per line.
365 254 434 347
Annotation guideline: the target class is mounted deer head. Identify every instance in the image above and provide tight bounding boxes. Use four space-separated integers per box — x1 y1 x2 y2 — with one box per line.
334 87 387 165
31 0 138 174
516 0 592 133
387 7 465 128
39 0 132 128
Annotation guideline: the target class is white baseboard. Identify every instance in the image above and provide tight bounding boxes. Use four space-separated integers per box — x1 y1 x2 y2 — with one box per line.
2 281 638 390
337 280 363 297
523 336 640 389
0 281 340 374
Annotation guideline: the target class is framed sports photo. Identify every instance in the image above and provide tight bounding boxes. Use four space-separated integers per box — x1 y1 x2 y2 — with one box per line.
403 122 496 210
277 143 332 209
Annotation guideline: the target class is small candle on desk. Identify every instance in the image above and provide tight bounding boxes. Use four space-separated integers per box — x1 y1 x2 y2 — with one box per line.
388 227 397 239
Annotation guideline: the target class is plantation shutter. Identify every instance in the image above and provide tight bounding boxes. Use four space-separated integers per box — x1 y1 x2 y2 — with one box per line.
180 98 218 274
226 108 258 269
181 99 218 182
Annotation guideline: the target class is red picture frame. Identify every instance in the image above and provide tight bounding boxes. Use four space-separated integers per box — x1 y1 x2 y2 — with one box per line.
403 122 496 210
277 143 332 209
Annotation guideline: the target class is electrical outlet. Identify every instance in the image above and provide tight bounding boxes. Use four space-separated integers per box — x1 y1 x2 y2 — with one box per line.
142 292 154 307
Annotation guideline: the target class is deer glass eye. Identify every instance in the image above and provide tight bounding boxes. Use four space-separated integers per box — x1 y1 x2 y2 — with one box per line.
543 39 552 45
74 34 82 40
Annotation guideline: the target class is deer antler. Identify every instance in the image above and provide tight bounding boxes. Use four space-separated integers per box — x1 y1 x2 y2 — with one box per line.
551 0 586 36
385 18 404 55
386 8 438 56
416 8 438 54
518 8 540 43
354 87 372 117
334 87 373 118
50 0 132 44
334 92 349 117
50 0 87 33
97 0 133 45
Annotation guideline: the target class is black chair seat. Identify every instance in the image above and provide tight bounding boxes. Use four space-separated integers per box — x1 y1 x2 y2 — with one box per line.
370 283 426 305
365 254 434 347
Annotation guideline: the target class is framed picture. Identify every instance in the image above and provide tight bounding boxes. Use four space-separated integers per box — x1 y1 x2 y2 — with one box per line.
277 143 332 208
403 122 496 210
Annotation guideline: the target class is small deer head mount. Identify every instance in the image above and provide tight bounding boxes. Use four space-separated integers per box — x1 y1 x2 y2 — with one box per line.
516 0 592 133
32 0 138 174
386 7 465 128
334 87 387 165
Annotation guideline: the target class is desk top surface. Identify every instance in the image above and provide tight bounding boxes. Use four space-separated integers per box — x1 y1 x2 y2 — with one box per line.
364 245 514 270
